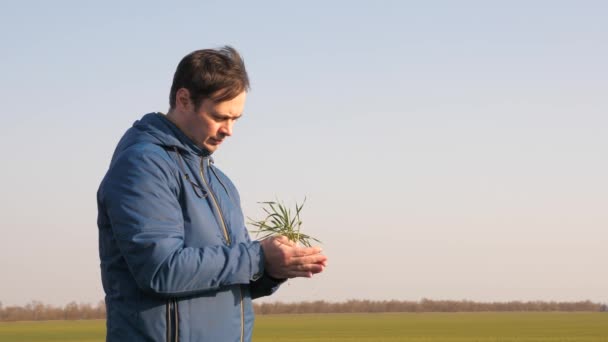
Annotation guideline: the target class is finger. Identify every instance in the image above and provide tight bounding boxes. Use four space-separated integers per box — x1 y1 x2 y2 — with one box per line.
291 254 327 265
288 266 324 278
290 246 323 257
287 271 313 278
274 235 289 242
290 263 324 274
281 263 325 278
307 264 324 274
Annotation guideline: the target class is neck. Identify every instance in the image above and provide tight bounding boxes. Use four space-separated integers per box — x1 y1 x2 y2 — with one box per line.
164 110 211 156
166 109 194 143
165 109 180 127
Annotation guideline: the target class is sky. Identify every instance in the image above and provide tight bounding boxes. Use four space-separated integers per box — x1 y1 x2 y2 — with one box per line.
0 1 606 307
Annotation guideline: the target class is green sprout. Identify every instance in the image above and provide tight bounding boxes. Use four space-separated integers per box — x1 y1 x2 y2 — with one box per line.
248 198 321 247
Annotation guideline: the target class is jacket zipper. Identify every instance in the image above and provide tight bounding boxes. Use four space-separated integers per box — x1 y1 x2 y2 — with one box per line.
166 299 178 342
200 157 231 245
201 157 245 342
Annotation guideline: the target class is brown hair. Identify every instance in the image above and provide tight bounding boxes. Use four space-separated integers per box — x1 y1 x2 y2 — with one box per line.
169 46 250 110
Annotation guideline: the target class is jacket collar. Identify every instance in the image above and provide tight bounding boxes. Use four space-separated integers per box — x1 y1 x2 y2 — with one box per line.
153 112 211 157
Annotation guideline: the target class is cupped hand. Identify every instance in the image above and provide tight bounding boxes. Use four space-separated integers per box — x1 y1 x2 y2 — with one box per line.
260 235 328 279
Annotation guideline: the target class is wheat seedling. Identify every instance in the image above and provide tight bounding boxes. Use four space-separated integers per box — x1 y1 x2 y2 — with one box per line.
248 198 321 247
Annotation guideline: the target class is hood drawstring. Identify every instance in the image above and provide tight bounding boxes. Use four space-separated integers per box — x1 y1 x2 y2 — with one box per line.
208 158 232 201
172 146 208 198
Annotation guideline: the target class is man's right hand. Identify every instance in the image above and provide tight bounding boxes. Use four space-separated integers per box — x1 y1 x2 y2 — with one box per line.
260 236 328 279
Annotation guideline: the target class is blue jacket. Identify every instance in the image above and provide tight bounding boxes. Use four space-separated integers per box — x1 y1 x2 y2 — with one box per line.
97 113 282 342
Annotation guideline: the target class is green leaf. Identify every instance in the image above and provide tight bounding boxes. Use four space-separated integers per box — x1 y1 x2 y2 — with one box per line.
248 197 320 247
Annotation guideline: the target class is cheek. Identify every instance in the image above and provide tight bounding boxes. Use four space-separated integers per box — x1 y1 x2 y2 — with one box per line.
212 122 224 134
201 120 218 135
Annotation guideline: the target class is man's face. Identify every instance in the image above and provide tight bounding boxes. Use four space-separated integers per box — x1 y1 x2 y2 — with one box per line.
183 91 247 153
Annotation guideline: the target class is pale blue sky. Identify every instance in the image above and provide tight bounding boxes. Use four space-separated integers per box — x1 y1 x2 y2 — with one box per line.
0 1 606 306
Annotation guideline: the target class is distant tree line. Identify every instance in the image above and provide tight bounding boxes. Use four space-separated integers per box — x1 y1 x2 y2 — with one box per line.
253 299 605 315
0 300 105 322
0 299 605 322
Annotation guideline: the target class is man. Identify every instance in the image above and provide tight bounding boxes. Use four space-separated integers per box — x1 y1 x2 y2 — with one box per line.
97 46 327 342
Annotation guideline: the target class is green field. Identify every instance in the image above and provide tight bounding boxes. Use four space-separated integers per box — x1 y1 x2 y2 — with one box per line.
0 312 607 341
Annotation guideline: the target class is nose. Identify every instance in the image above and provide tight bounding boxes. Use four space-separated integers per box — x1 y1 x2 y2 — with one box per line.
220 120 234 137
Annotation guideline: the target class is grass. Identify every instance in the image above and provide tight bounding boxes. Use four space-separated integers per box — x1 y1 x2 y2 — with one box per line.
253 312 608 341
1 313 607 341
0 320 105 342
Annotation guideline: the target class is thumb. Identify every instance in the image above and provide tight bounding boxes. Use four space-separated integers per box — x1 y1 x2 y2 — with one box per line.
274 235 293 245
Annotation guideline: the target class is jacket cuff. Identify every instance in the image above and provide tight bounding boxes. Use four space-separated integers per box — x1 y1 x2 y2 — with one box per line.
248 240 265 281
249 272 286 299
263 271 286 284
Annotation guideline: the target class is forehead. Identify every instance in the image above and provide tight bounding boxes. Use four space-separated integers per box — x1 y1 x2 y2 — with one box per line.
206 91 247 116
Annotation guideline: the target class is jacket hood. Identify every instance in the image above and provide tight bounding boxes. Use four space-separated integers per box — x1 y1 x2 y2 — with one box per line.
118 112 210 157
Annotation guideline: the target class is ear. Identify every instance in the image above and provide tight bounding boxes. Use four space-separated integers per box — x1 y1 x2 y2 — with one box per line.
176 88 192 110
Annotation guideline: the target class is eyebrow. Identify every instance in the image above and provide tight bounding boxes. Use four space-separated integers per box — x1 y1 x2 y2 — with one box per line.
213 112 242 120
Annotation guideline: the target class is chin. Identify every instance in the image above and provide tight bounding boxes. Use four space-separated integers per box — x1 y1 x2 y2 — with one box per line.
204 144 218 153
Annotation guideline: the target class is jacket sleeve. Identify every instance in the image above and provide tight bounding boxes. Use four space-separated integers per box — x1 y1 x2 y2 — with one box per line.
101 147 264 297
212 166 286 299
243 210 285 299
249 272 286 299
